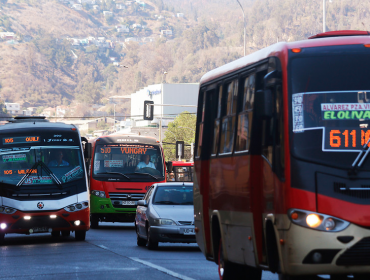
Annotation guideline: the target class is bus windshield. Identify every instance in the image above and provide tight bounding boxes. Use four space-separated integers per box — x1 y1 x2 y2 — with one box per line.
0 146 84 186
290 45 370 169
92 144 164 180
173 166 194 182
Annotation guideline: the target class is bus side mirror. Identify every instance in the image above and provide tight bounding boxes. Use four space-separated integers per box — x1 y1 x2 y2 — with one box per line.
166 161 173 173
84 143 92 159
256 89 273 118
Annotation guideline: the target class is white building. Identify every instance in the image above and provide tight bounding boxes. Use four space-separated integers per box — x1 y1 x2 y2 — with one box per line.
131 83 199 127
103 11 113 16
72 3 83 10
4 103 21 115
176 13 184 18
160 30 172 36
78 0 95 3
116 4 125 9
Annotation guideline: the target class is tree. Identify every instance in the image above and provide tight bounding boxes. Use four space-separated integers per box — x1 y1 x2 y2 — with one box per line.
162 111 196 161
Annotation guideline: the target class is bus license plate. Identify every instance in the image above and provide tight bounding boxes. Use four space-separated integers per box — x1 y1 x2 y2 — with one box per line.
122 201 136 205
183 228 195 235
32 227 48 233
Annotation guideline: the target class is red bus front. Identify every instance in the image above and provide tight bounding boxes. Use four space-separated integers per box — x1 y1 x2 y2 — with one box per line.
89 134 166 227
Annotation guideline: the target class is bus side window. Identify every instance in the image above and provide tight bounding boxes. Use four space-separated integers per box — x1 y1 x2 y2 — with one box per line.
235 74 255 152
220 80 238 154
211 86 222 156
195 91 206 159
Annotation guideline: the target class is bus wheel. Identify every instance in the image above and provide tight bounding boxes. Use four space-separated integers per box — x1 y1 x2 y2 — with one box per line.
61 230 70 237
51 230 60 238
278 275 307 280
218 238 261 280
75 230 86 241
0 233 4 244
90 215 99 229
146 227 158 250
136 227 146 247
353 274 370 280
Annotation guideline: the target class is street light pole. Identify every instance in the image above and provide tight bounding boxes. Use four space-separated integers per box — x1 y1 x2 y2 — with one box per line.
236 0 246 56
113 103 116 131
323 0 326 32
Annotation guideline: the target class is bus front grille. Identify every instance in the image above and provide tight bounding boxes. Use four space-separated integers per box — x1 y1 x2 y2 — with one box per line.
333 182 370 199
336 237 370 265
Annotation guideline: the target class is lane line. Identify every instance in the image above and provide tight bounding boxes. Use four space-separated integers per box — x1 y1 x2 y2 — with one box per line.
129 257 195 280
97 245 109 249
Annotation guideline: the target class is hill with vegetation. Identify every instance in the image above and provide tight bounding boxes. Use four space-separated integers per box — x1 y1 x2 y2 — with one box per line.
0 0 369 115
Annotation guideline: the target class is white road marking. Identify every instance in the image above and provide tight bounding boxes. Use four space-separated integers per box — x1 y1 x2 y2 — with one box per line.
129 257 195 280
97 245 109 249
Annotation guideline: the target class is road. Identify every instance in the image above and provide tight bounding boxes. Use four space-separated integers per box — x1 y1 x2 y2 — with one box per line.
0 222 278 280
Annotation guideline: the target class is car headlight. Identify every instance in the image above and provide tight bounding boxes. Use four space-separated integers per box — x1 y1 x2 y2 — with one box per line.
158 219 177 226
64 201 89 212
91 190 106 198
288 209 349 232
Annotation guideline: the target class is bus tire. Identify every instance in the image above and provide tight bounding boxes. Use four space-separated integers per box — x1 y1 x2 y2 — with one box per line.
265 220 279 273
61 230 70 237
75 230 86 241
218 238 261 280
51 230 60 238
136 226 146 247
90 215 99 229
0 233 4 245
146 227 158 250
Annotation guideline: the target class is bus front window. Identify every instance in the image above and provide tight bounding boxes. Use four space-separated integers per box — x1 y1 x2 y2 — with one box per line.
289 45 370 169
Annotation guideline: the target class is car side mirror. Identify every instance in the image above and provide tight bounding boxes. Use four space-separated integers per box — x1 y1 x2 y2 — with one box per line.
137 200 148 207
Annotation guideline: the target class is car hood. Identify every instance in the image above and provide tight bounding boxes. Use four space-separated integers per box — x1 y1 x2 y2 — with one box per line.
151 205 194 223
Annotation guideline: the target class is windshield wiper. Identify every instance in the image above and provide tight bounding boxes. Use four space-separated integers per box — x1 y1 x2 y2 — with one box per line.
96 172 131 180
180 202 193 205
349 136 370 176
17 161 62 189
125 172 161 181
154 201 176 205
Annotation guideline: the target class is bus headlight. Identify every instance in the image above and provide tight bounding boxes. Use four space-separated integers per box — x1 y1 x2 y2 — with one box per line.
64 201 89 212
91 190 106 198
0 206 16 214
288 209 349 232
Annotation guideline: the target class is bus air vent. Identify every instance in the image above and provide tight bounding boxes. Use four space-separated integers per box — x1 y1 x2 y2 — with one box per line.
334 182 370 199
336 237 370 265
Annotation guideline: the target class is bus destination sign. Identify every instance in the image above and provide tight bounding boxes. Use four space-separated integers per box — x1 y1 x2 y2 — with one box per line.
3 136 40 145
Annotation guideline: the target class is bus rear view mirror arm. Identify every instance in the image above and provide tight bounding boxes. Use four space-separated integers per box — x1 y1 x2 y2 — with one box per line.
257 89 273 118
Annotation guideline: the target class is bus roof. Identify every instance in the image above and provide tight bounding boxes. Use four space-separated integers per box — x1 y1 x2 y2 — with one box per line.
0 120 78 132
200 31 370 86
92 134 159 145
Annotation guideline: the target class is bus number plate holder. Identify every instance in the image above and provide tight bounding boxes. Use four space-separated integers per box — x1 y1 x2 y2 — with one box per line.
122 201 136 205
32 227 48 233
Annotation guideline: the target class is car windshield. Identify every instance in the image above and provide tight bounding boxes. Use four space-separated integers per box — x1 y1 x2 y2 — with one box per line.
289 45 370 169
92 144 164 179
153 185 193 205
0 146 84 186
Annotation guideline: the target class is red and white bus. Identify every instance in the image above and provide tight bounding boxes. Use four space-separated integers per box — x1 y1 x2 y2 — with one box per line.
88 134 166 227
168 161 194 182
194 30 370 279
0 117 90 243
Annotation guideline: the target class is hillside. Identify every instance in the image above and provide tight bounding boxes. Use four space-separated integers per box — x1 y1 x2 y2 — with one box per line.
0 0 369 113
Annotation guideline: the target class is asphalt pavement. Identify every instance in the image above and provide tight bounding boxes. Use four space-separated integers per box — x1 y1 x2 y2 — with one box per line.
0 222 278 280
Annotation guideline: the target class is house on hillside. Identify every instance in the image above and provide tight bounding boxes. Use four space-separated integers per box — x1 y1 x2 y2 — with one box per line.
93 5 99 10
4 103 21 115
116 25 129 33
142 37 154 43
132 24 141 29
56 105 69 118
40 107 56 117
116 4 125 9
72 4 83 10
125 37 138 42
135 0 145 7
78 0 95 4
0 32 15 40
160 30 172 36
176 13 184 18
125 1 133 5
103 11 113 16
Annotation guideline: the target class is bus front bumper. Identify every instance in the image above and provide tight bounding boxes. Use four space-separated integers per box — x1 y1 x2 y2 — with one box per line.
279 221 370 276
0 208 89 235
90 196 136 222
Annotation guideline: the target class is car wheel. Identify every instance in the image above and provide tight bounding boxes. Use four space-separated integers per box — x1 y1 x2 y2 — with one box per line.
75 230 86 241
51 230 60 238
61 230 70 237
90 214 99 229
136 226 146 247
218 238 261 280
146 226 158 250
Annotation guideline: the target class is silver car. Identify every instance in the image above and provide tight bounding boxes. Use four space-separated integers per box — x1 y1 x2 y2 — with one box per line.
135 182 196 250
